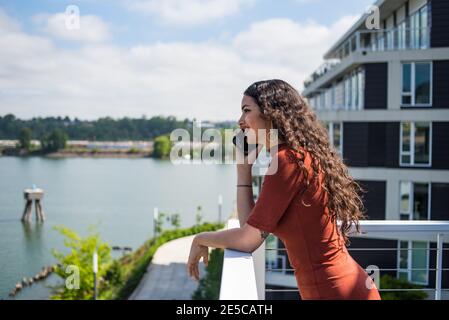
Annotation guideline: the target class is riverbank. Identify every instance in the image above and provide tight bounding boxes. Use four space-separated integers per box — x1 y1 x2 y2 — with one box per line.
46 149 152 159
0 148 153 158
0 140 154 159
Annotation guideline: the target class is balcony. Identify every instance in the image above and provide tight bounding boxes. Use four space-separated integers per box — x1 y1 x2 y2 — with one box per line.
220 219 449 300
304 26 431 90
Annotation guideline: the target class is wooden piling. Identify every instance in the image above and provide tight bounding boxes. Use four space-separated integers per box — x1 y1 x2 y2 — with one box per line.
21 188 45 222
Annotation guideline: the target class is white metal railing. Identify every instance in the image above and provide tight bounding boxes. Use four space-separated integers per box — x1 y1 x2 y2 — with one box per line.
219 219 265 300
304 26 431 89
222 220 449 300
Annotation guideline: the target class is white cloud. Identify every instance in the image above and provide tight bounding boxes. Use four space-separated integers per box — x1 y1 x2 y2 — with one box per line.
124 0 254 26
0 8 20 32
0 9 357 121
233 16 358 71
33 12 110 42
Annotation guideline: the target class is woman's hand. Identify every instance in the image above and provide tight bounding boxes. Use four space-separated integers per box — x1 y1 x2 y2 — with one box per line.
236 144 263 170
187 236 209 281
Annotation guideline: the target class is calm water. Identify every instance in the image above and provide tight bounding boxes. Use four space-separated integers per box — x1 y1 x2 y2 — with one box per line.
0 156 237 299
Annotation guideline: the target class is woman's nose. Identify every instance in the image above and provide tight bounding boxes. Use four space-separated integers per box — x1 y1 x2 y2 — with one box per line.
238 116 245 128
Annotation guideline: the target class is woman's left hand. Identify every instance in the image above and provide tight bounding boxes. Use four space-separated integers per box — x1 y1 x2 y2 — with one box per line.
187 236 209 281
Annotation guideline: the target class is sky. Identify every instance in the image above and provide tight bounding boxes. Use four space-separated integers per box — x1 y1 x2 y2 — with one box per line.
0 0 374 121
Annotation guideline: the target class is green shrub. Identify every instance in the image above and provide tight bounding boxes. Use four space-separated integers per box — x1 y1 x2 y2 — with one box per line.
152 135 171 159
192 248 224 300
380 274 428 300
104 259 125 287
51 225 111 300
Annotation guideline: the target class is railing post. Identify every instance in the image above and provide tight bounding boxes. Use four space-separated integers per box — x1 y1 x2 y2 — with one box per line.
435 233 444 300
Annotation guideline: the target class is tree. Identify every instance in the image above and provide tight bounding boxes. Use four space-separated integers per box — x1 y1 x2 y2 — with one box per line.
18 127 32 151
170 213 181 229
0 114 191 141
41 128 67 152
152 135 171 159
51 225 111 300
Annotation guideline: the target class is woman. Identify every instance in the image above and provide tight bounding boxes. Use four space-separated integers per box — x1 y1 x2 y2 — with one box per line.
187 79 381 300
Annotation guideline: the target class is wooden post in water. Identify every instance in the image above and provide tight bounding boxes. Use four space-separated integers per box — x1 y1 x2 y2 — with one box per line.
21 188 45 222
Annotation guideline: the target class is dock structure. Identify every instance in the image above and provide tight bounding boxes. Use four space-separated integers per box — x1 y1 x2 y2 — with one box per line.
21 188 45 222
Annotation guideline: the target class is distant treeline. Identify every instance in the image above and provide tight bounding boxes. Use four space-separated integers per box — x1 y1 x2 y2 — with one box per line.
0 114 234 141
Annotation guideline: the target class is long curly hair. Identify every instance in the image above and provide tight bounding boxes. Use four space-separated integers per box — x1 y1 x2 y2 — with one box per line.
244 79 366 245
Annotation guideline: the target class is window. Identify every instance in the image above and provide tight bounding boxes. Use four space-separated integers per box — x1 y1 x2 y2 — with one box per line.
387 28 395 50
325 122 343 156
351 73 357 110
343 68 364 110
400 122 432 166
376 32 385 51
334 81 344 110
410 5 430 49
397 21 407 50
399 181 430 221
313 69 364 111
324 88 332 110
398 181 430 285
397 240 429 285
402 62 432 106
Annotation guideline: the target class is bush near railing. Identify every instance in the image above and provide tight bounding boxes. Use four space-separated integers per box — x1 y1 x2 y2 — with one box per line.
101 222 224 300
380 275 428 300
192 248 224 300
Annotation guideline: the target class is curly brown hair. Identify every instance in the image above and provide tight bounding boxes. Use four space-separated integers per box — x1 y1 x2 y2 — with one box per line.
244 79 366 245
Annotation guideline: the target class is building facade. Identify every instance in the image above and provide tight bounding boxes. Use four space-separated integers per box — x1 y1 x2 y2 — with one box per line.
260 0 449 299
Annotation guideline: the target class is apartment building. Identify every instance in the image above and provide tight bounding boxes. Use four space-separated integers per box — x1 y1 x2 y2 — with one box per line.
258 0 449 299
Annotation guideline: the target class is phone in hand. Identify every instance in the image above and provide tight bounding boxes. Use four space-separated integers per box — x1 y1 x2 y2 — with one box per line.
232 129 259 157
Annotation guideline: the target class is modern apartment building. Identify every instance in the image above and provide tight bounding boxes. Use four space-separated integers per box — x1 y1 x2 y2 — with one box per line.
258 0 449 299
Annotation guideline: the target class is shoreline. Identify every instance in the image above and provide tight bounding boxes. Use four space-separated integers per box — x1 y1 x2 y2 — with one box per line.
0 150 153 159
46 151 152 159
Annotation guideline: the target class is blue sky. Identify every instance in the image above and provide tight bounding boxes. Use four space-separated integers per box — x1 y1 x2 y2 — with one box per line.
0 0 374 121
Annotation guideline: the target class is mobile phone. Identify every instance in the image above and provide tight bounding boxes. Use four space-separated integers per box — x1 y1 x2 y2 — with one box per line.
232 130 259 157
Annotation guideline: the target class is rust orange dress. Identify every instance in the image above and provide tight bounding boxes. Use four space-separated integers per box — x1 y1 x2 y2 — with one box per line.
246 143 381 300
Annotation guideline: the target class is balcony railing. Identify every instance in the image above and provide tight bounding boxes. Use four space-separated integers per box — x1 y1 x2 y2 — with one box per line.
220 219 449 300
219 219 265 300
304 26 431 89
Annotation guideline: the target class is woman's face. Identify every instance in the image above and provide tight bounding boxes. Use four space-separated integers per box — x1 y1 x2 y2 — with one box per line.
238 95 270 145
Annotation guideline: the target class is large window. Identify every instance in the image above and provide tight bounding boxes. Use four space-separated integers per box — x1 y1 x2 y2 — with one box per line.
309 68 364 111
398 180 430 285
397 20 407 50
398 240 429 285
399 182 430 221
334 81 345 109
400 122 432 166
324 122 343 156
402 62 432 106
343 68 364 110
410 4 430 50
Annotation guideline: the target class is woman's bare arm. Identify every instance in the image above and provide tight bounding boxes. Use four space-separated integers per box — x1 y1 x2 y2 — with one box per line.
236 164 255 227
188 224 265 280
194 224 264 253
